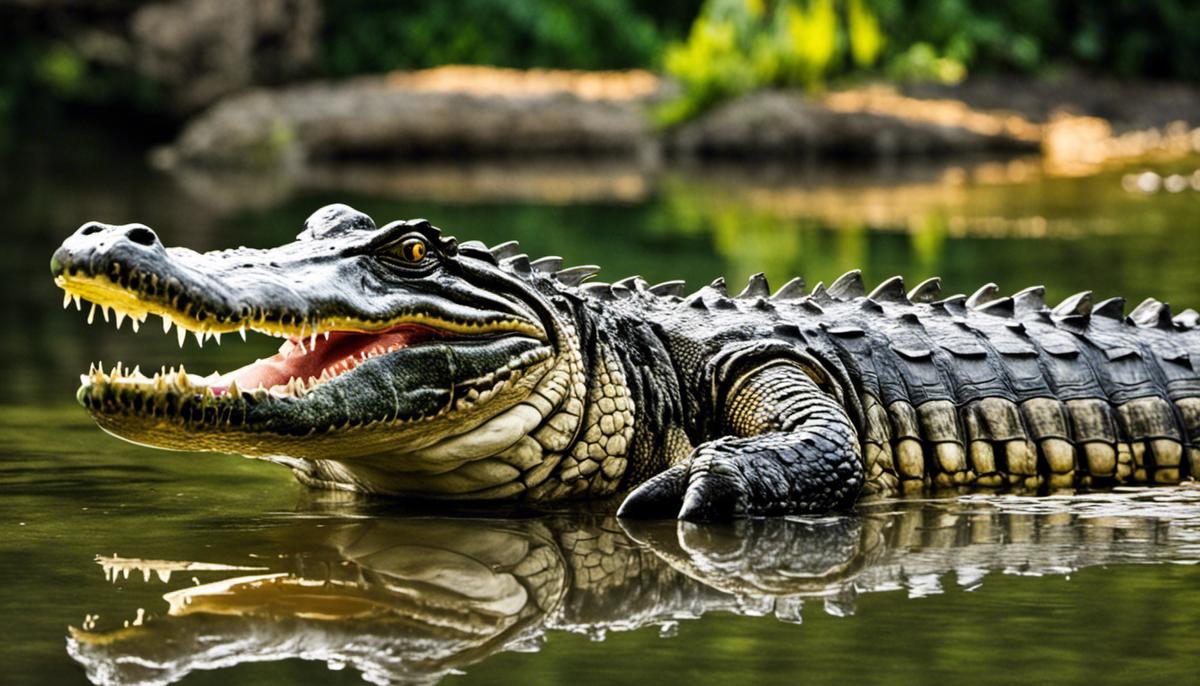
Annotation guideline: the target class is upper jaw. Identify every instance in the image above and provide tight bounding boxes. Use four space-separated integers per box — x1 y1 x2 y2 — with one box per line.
52 238 545 344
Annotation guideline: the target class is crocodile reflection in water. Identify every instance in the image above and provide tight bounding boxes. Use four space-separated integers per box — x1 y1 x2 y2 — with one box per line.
68 489 1200 686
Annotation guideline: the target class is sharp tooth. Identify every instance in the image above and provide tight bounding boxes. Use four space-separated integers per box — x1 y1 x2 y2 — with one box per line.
323 331 330 341
213 332 222 345
310 330 317 351
162 315 173 334
115 311 125 330
131 318 140 333
87 303 96 324
73 294 82 310
110 363 121 378
238 325 247 342
194 331 204 347
132 365 143 379
228 380 241 399
175 368 189 388
63 292 72 309
308 376 318 388
102 306 110 323
154 374 167 392
177 326 187 348
297 335 307 355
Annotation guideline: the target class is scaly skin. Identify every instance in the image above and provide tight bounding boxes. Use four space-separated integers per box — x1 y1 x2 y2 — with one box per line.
51 204 1200 520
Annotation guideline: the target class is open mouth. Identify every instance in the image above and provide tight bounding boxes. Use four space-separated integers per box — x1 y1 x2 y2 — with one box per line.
55 269 549 420
81 323 453 398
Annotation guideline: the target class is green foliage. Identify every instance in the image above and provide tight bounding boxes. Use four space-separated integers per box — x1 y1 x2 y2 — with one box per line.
662 0 1200 123
34 44 86 97
658 0 887 126
871 1 1200 80
320 0 680 75
846 0 883 68
885 42 965 84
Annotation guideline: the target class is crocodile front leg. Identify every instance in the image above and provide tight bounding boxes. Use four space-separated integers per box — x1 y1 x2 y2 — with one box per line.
618 360 864 521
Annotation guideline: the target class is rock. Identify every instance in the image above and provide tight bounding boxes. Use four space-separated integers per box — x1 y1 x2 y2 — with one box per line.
156 67 664 168
668 90 1040 159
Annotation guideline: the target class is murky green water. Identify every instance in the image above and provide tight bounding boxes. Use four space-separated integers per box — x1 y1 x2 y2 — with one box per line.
4 131 1200 684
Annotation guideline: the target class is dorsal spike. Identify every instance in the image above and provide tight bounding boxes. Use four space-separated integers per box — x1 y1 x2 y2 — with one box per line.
530 256 563 274
683 292 707 310
458 241 498 264
503 254 532 275
612 276 646 291
1012 285 1046 315
933 295 967 315
1129 297 1160 321
708 277 728 296
553 265 600 287
579 282 614 301
860 299 884 313
771 277 806 300
489 240 521 260
713 296 737 310
965 283 999 309
1093 297 1126 320
976 296 1015 318
610 284 634 299
907 277 941 303
1129 297 1161 322
866 275 908 303
649 280 687 297
1130 298 1174 329
828 270 864 300
808 282 831 304
1174 308 1199 328
736 273 770 299
1052 291 1093 318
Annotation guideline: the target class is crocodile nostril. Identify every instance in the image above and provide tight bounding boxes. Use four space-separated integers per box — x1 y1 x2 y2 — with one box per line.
125 227 158 247
79 223 105 236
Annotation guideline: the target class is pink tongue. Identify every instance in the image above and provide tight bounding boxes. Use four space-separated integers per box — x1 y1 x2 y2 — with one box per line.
216 327 440 392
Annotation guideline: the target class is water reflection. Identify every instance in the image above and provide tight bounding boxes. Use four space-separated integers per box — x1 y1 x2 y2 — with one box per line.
68 488 1200 686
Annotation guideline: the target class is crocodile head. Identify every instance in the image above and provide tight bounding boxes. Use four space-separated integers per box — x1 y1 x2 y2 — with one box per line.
51 204 579 497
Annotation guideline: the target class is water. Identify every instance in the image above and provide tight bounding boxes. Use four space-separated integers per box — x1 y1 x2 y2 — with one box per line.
4 130 1200 684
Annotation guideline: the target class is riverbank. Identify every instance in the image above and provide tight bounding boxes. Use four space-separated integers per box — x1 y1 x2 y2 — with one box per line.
151 66 1200 174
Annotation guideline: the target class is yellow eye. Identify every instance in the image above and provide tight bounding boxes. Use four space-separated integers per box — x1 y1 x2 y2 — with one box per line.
399 238 427 263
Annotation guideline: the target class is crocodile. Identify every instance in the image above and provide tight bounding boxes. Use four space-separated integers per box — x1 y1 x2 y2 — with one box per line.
50 203 1200 520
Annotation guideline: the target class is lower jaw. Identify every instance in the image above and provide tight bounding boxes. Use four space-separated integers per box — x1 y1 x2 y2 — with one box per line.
78 334 556 462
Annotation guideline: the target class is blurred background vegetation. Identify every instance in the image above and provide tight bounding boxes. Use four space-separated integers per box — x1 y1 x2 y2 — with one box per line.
4 5 1200 684
4 0 1200 135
